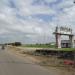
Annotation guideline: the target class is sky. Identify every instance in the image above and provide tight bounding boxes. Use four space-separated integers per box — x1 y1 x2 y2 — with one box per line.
0 0 75 44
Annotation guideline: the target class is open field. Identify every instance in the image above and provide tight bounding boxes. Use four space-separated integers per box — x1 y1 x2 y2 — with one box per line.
21 45 75 51
21 44 75 52
22 44 56 48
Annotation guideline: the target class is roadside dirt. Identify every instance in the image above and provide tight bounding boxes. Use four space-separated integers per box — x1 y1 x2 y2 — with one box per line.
7 46 75 75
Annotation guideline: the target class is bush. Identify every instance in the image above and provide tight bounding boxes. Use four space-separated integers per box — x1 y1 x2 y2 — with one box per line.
14 42 22 46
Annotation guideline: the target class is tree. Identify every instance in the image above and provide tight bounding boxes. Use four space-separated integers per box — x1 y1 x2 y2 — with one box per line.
14 42 22 46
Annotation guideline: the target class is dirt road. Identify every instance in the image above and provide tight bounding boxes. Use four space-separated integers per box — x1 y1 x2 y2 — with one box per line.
0 47 60 75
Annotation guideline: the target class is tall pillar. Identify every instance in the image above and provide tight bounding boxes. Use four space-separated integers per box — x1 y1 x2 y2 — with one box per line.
56 34 61 48
69 35 74 48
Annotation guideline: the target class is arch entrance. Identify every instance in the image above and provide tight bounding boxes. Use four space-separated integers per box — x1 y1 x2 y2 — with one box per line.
54 26 74 48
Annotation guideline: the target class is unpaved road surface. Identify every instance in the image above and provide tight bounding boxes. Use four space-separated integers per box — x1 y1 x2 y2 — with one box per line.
0 48 59 75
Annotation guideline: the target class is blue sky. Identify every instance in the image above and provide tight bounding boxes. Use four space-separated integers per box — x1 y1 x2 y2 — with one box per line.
0 0 75 44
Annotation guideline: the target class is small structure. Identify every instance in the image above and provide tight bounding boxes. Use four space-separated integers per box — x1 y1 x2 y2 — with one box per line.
61 40 71 48
53 26 74 48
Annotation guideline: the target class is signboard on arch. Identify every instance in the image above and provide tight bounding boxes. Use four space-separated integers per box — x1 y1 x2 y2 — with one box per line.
56 26 72 35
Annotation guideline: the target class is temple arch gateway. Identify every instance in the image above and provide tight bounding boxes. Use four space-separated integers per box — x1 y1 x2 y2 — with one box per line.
54 26 74 48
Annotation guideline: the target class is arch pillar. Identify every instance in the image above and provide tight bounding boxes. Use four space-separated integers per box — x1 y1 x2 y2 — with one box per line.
56 34 61 48
69 35 74 48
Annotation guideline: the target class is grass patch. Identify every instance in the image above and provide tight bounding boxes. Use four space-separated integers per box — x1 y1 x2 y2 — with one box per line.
57 48 75 51
21 44 75 51
22 44 56 48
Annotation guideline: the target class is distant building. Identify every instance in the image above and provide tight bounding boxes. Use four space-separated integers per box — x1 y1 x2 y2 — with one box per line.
50 42 55 46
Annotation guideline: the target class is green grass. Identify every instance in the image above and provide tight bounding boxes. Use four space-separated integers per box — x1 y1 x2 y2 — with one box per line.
57 48 75 51
21 44 75 52
22 44 56 48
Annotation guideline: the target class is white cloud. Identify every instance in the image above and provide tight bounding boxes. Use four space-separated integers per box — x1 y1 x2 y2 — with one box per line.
0 0 75 43
16 0 56 15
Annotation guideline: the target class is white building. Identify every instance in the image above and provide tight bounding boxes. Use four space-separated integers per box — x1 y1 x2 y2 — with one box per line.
61 40 71 48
